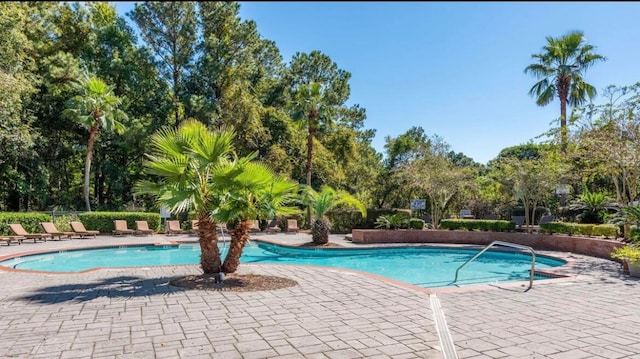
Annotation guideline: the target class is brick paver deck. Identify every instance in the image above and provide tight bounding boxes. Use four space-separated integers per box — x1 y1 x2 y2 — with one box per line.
0 232 638 358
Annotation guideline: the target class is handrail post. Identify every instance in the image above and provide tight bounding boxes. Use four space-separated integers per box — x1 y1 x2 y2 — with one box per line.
452 240 536 289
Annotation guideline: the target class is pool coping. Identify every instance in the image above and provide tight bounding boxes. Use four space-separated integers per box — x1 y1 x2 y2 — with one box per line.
0 237 585 294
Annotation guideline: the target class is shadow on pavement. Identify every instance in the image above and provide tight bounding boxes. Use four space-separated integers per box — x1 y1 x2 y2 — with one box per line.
15 275 185 304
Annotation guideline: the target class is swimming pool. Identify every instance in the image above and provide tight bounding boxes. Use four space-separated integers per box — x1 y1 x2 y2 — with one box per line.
0 242 565 288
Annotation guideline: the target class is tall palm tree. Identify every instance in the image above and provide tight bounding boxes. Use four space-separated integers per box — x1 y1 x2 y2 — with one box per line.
524 30 606 151
292 82 334 226
302 185 366 245
215 161 300 273
63 76 127 211
135 120 236 274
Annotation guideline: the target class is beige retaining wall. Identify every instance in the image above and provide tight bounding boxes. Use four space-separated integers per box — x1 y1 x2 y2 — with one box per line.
351 229 626 259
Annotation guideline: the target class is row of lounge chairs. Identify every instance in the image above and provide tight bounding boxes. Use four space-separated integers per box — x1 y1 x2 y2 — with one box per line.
1 218 302 246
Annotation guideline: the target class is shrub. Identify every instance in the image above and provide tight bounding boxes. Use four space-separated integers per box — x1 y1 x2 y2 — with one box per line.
79 212 161 233
440 219 515 232
375 213 410 230
408 218 425 230
0 212 52 235
540 222 619 238
327 208 411 233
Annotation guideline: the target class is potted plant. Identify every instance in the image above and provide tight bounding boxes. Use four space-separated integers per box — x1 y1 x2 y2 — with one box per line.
610 245 640 277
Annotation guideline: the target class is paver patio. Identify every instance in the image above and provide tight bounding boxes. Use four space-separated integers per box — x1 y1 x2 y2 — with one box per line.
0 232 638 358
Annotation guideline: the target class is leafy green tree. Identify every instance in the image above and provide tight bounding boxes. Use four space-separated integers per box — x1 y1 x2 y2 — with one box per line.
63 76 127 211
571 83 640 206
136 120 237 275
130 1 197 125
302 186 366 245
494 150 567 232
216 161 299 273
524 30 606 150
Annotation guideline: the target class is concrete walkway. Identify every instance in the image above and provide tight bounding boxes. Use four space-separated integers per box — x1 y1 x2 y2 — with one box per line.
0 232 638 358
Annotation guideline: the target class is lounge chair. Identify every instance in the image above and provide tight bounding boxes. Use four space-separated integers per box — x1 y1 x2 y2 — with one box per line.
70 221 100 238
166 220 187 235
8 223 51 243
249 220 261 233
113 220 135 236
265 219 281 233
135 221 155 236
510 216 525 232
539 215 555 225
0 235 25 245
40 222 74 240
285 219 299 233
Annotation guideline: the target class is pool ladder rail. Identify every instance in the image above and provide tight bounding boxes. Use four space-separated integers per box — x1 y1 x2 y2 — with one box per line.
451 240 536 289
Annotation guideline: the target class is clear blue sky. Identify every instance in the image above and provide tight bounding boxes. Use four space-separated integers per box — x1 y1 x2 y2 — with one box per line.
112 2 640 165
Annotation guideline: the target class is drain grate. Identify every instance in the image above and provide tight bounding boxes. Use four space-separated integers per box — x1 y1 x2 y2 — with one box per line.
430 294 458 359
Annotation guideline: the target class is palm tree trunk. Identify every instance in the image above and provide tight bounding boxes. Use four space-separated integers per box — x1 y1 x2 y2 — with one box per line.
557 77 570 152
198 215 222 274
84 122 100 211
222 219 251 273
306 122 314 227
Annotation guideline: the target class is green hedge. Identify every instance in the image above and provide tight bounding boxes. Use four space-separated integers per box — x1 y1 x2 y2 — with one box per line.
539 222 619 238
78 212 161 233
0 212 52 235
440 219 516 232
408 218 425 230
327 209 411 233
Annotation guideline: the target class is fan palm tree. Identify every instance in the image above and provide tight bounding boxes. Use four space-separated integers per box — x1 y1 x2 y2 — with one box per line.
524 30 606 151
302 185 366 245
135 120 237 274
215 161 300 273
62 76 127 211
292 82 334 226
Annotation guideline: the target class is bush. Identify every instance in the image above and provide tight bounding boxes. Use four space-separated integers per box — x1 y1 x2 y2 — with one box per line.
540 222 619 238
327 208 411 233
79 212 161 233
439 219 516 232
0 212 52 235
408 218 425 230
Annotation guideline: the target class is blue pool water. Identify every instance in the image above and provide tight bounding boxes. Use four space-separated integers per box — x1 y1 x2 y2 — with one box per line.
0 242 565 288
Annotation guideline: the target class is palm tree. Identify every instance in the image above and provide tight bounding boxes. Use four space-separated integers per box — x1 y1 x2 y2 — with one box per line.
215 161 300 273
524 30 606 151
292 82 334 226
63 76 127 211
302 185 366 245
135 120 236 274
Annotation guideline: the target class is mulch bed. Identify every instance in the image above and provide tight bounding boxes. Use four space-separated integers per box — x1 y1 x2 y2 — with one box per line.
170 273 298 292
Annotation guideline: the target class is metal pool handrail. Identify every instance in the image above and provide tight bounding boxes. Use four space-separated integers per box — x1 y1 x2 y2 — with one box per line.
452 240 536 289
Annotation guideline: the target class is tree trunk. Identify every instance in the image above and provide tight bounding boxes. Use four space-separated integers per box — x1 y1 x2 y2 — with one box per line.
222 219 251 273
84 121 100 211
198 215 222 274
306 121 314 227
557 77 570 152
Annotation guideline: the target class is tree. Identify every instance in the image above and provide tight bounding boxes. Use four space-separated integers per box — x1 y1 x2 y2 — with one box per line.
524 30 606 151
571 83 640 206
130 2 197 125
135 120 237 275
494 151 567 232
302 186 366 245
292 82 334 225
63 76 127 211
216 161 299 273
